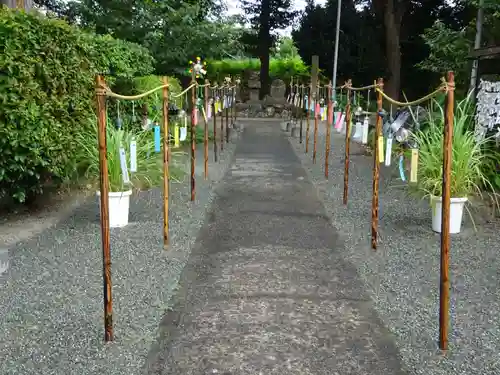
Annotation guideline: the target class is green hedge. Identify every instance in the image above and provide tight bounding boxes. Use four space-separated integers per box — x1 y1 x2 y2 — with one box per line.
207 57 309 82
0 8 154 203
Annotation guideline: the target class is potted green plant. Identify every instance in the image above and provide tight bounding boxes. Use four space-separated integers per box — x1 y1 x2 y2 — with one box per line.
411 94 492 233
76 117 184 228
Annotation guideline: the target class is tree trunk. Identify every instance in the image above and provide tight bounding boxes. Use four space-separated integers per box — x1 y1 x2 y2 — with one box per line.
258 0 271 99
259 51 270 99
383 0 402 101
469 0 484 94
0 0 34 9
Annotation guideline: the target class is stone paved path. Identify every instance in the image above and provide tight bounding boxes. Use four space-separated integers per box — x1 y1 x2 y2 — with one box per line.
145 121 407 375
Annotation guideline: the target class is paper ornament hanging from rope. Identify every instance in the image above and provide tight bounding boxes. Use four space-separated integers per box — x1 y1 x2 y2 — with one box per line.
188 57 207 79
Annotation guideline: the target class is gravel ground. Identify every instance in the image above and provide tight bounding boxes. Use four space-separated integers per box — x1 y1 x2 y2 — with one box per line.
287 122 500 375
0 128 241 375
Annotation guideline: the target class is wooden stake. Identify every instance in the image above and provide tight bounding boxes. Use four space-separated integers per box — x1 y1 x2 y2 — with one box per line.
142 103 148 129
343 79 352 205
230 87 235 127
213 85 218 162
371 78 384 250
190 69 196 202
204 80 209 180
306 84 311 153
162 77 170 249
233 84 238 127
95 75 113 342
225 84 230 143
325 81 332 178
289 78 293 125
290 80 295 135
313 89 318 163
439 71 455 351
299 84 304 144
220 86 224 151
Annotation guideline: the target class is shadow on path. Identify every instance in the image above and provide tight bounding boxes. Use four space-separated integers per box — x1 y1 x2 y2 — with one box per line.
145 122 407 375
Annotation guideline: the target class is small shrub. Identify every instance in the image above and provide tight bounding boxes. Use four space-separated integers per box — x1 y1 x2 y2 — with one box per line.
411 94 492 198
75 118 185 192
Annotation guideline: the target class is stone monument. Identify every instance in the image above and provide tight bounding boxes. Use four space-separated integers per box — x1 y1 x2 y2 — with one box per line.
270 79 286 101
247 72 261 103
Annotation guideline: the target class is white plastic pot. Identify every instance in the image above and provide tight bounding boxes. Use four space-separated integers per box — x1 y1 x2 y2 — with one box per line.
96 190 132 228
430 196 468 234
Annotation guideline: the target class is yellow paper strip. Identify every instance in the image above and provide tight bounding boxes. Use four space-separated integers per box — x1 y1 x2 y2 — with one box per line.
410 149 419 182
174 125 180 148
378 136 384 164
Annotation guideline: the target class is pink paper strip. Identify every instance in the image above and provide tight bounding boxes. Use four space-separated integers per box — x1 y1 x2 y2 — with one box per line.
334 112 343 129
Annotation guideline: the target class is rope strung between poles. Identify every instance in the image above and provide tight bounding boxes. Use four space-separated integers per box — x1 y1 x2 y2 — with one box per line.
350 83 381 91
98 83 170 100
99 80 235 101
171 83 198 98
375 78 454 106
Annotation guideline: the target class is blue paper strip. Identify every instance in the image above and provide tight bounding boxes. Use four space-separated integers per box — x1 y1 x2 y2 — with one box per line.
399 155 406 182
154 125 161 153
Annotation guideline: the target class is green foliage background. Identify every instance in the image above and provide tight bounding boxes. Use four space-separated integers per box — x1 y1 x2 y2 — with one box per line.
207 57 309 83
0 8 154 203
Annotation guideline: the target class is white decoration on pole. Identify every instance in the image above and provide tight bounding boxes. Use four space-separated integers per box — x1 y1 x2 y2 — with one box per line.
119 147 130 184
362 116 369 144
353 121 362 140
385 136 393 167
130 138 137 172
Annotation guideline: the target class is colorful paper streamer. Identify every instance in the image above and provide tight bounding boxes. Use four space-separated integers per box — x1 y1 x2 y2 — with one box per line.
154 124 161 153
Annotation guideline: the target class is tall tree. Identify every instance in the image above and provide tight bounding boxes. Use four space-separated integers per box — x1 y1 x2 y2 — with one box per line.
293 0 385 87
272 36 300 59
36 0 245 75
241 0 297 98
370 0 408 100
418 0 500 91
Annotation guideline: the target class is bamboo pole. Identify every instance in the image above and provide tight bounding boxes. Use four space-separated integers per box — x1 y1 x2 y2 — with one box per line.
439 71 455 351
306 84 311 153
190 69 196 202
343 79 352 205
142 103 148 129
325 81 332 178
289 78 294 126
292 83 297 135
371 78 384 250
162 77 169 249
220 86 224 151
233 83 238 127
213 85 218 162
231 87 236 125
95 75 113 342
299 84 304 144
204 80 209 180
313 88 318 163
225 78 230 143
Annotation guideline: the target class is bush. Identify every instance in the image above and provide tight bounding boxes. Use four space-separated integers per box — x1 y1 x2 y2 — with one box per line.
0 8 154 203
208 57 309 82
